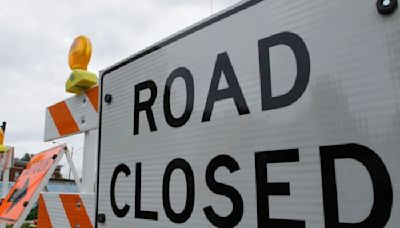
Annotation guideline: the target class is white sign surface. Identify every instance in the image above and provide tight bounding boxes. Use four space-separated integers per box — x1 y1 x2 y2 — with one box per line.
96 0 400 227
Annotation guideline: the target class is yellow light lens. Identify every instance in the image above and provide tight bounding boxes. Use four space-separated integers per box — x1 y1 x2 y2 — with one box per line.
68 35 92 70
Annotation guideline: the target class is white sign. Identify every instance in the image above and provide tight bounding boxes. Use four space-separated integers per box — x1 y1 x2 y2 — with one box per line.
96 0 400 227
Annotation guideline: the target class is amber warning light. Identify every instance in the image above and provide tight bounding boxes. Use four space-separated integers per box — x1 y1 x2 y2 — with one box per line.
66 35 98 94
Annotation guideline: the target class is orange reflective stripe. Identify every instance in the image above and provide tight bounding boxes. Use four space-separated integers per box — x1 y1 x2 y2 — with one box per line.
85 86 99 112
60 194 93 228
48 101 79 136
37 195 52 228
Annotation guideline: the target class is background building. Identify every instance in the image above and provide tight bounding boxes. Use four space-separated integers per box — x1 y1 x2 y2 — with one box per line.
8 159 62 182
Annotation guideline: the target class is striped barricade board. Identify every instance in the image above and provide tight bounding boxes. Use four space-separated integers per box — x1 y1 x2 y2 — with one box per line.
38 192 95 228
44 86 99 142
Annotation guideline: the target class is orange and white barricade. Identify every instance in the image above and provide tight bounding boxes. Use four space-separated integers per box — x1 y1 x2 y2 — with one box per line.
40 83 99 227
40 36 99 227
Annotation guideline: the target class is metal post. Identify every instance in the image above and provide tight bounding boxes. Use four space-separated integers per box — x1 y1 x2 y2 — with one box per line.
68 147 73 180
81 129 97 193
65 149 83 192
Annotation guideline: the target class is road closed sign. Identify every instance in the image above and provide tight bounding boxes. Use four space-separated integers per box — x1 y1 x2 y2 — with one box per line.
96 0 400 227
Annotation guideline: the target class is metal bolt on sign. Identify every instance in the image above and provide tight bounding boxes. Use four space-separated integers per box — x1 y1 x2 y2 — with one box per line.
377 0 398 14
104 94 112 104
98 213 106 223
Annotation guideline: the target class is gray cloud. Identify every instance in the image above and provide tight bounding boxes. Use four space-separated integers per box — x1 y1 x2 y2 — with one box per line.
0 0 241 177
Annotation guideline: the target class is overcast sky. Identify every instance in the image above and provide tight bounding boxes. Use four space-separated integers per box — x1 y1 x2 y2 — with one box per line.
0 0 241 177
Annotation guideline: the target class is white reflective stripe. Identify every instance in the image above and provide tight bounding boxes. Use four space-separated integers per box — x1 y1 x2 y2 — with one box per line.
80 193 96 225
43 109 60 142
64 92 98 133
42 193 71 227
